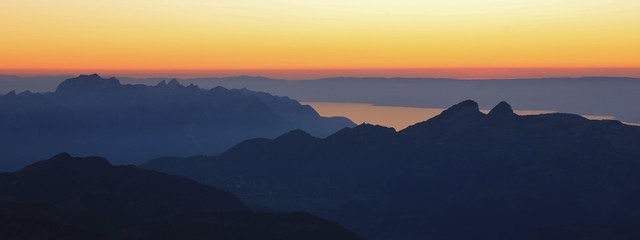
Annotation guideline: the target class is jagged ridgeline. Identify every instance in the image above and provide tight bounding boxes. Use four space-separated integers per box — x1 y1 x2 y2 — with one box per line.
144 100 640 240
0 74 354 171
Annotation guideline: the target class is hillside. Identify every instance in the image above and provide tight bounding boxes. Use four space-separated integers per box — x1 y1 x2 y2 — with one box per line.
0 74 353 170
144 100 640 240
0 153 361 240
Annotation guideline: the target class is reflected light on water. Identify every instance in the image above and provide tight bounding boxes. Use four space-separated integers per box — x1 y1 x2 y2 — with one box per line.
304 102 631 130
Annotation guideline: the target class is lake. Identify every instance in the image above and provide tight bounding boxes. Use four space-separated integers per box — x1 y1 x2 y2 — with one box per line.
303 102 620 130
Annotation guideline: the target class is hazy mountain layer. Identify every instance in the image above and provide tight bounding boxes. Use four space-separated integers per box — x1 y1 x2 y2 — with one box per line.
0 74 353 170
3 75 639 123
175 76 640 124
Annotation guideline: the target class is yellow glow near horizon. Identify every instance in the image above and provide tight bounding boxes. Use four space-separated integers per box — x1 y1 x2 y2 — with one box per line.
1 0 639 70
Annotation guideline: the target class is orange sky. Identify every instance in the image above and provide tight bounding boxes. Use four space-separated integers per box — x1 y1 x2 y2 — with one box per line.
3 68 640 80
1 0 639 77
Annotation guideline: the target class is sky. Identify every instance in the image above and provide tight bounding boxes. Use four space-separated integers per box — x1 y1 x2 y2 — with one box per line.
1 0 640 78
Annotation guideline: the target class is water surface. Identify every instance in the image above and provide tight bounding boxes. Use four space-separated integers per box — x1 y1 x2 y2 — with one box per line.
304 102 622 130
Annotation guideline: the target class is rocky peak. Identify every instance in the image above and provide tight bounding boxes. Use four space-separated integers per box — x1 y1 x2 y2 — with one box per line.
275 129 315 142
487 101 517 120
167 79 182 88
401 100 485 135
439 100 482 118
55 74 121 93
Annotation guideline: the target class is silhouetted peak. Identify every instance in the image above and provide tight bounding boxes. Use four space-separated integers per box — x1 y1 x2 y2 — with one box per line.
167 79 182 88
18 90 34 96
440 100 481 117
402 100 485 134
185 83 200 91
51 152 72 160
275 129 314 142
209 86 228 93
488 101 516 119
17 153 112 177
6 90 16 96
43 153 110 168
83 73 116 81
328 123 396 141
56 74 121 92
431 100 484 122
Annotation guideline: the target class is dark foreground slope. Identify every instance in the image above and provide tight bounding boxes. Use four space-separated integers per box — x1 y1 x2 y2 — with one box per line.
0 74 353 170
144 100 640 240
0 153 361 240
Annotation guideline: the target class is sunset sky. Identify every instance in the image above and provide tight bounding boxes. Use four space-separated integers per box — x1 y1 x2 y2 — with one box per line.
2 0 639 78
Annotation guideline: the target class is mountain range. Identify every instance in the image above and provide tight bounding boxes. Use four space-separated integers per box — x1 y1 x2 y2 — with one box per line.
0 74 353 170
143 100 640 240
0 153 361 240
2 75 639 123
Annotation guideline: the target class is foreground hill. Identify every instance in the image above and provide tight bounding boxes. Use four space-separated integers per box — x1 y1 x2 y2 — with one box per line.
0 74 353 170
0 153 361 240
144 100 640 240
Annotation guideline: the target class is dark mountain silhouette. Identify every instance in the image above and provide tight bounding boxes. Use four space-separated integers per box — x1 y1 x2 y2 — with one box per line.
0 74 353 170
0 153 361 240
0 153 246 224
143 100 640 240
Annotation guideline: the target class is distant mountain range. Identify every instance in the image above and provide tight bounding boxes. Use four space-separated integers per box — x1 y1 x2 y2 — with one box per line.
2 74 639 123
0 74 353 170
143 100 640 240
0 153 361 240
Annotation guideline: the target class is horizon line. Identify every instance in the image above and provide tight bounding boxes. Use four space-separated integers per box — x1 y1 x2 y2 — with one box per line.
2 67 640 80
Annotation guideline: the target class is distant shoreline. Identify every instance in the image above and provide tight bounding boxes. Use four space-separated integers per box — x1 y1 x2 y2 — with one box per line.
303 101 639 130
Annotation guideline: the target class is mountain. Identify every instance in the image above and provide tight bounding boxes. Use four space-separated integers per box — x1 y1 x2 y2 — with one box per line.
0 153 247 224
143 100 640 240
0 74 354 170
3 75 640 123
0 153 361 240
169 76 640 124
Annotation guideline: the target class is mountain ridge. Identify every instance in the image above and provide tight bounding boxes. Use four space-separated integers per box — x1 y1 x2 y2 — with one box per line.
0 153 362 240
0 74 354 171
143 100 640 240
3 74 639 122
